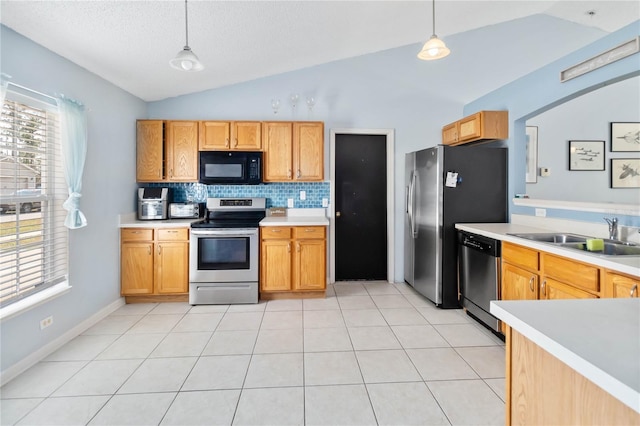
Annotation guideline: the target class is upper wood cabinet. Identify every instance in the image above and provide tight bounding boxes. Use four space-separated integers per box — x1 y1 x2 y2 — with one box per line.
199 121 261 151
263 121 324 182
442 110 508 146
136 120 198 182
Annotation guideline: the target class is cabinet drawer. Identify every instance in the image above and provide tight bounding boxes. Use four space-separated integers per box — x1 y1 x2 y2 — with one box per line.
121 228 153 241
542 253 599 293
157 228 188 241
542 277 598 300
261 226 292 239
503 242 539 271
293 226 326 239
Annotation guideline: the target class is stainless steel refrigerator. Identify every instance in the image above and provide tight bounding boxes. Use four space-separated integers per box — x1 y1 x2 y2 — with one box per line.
404 145 507 308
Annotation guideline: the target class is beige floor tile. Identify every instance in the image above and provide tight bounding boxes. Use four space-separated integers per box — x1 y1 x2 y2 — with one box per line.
202 330 257 355
149 302 191 315
342 309 386 327
303 310 345 328
379 308 428 325
367 382 450 425
337 295 377 310
356 350 421 383
304 327 353 352
302 297 340 311
188 305 229 314
363 282 401 295
260 311 303 329
161 390 241 425
182 355 250 391
305 384 376 426
391 325 450 349
253 328 303 353
0 398 43 425
484 378 506 402
150 332 212 357
111 303 157 316
44 334 119 361
427 379 504 425
126 314 183 334
347 326 401 350
16 395 110 426
88 392 176 425
226 301 267 312
455 346 506 378
435 324 502 347
82 315 143 335
172 313 223 332
334 282 368 296
407 347 479 381
96 333 165 360
118 357 196 393
233 387 304 425
52 359 142 397
0 361 86 398
244 353 303 388
265 299 303 311
216 312 263 331
371 294 413 309
304 351 363 385
418 307 472 325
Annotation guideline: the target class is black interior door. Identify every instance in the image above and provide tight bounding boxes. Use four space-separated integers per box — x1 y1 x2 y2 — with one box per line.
335 134 387 280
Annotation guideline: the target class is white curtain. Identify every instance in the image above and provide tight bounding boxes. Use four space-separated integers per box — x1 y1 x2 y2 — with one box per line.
57 95 88 229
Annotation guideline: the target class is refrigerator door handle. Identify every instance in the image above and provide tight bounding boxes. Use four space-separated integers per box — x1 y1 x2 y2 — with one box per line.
410 172 418 238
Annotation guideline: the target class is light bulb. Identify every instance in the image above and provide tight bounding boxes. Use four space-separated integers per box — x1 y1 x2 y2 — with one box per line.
181 60 193 71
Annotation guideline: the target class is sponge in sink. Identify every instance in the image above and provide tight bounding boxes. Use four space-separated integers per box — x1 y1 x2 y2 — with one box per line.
586 239 604 252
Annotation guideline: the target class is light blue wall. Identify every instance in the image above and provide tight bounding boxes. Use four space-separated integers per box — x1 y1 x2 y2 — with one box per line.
465 20 640 227
0 26 146 374
526 76 640 204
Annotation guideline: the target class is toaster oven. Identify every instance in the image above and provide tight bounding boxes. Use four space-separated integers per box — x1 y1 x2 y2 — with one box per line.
169 202 201 219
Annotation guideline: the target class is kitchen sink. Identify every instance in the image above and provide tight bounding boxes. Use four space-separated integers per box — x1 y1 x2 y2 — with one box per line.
557 241 640 256
507 233 589 243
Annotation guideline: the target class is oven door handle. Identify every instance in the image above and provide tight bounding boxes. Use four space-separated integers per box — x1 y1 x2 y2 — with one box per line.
191 229 258 237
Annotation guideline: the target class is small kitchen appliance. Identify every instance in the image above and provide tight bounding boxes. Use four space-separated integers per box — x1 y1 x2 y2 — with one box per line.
137 187 169 220
199 151 262 185
189 197 266 305
169 202 202 219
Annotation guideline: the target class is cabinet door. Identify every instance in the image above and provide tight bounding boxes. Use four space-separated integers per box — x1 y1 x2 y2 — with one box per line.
542 253 599 294
121 242 154 295
155 241 189 294
294 239 326 290
457 112 482 142
502 262 538 301
260 239 292 291
166 121 198 181
233 121 262 150
293 122 324 181
199 121 231 150
263 122 293 181
136 120 164 182
604 271 639 298
541 277 597 300
442 122 458 145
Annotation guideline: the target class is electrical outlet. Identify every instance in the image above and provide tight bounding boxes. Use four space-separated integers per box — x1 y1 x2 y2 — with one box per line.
287 198 294 208
300 190 306 201
535 208 546 217
40 316 53 330
322 198 329 208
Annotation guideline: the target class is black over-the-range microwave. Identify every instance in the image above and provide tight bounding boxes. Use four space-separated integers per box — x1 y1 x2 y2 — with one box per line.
199 151 262 185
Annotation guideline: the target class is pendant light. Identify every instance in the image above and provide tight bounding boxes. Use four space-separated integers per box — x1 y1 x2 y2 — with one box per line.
170 0 204 71
417 0 450 61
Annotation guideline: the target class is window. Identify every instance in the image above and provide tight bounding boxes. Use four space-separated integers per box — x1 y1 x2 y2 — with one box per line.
0 89 68 307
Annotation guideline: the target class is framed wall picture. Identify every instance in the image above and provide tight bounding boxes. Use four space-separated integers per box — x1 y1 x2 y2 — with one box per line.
568 140 605 171
611 122 640 152
611 158 640 188
525 126 538 183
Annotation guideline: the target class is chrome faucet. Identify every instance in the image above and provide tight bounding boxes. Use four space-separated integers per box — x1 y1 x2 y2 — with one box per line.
604 217 618 240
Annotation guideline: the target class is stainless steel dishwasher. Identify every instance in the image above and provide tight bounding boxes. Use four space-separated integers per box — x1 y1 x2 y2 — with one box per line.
458 230 501 333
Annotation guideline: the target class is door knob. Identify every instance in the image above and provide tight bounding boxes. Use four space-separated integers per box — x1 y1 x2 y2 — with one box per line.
336 211 341 217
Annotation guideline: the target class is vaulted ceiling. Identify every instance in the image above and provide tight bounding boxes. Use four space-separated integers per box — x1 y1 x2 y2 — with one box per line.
1 1 637 102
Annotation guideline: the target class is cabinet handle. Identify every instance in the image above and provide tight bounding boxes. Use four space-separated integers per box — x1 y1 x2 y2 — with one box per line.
304 228 315 232
296 242 300 252
288 169 292 179
287 243 291 253
541 280 546 297
158 169 161 178
158 245 162 255
271 229 282 233
297 169 301 178
167 230 178 233
631 284 638 297
225 138 229 147
131 231 141 234
529 277 535 292
234 138 238 147
148 246 151 255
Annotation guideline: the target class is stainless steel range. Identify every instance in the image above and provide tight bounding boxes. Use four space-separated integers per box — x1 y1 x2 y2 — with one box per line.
189 197 266 305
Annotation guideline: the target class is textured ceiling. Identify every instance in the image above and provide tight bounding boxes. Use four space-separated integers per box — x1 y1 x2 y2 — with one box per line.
1 1 638 102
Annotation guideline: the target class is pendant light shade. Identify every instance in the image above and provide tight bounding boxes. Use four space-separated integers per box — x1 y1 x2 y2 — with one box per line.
417 0 450 61
171 0 204 72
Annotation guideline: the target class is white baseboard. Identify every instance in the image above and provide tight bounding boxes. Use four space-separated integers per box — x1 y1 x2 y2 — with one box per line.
0 297 126 386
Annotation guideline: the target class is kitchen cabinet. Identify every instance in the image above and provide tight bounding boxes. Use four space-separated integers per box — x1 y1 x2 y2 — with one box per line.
199 121 262 151
263 121 324 182
441 110 508 146
260 226 326 296
136 120 198 182
120 228 189 299
604 270 640 298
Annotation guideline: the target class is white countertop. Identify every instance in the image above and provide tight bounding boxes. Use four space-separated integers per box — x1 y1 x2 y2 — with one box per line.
260 208 329 227
119 213 198 228
491 298 640 413
456 223 640 277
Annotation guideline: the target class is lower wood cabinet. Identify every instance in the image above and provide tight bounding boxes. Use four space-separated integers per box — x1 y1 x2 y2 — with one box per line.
260 226 326 297
121 228 189 297
604 270 640 298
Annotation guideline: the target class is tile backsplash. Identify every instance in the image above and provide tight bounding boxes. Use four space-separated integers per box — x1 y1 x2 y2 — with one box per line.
143 182 330 208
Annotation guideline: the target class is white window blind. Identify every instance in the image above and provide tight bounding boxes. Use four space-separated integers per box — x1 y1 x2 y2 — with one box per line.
0 90 68 307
